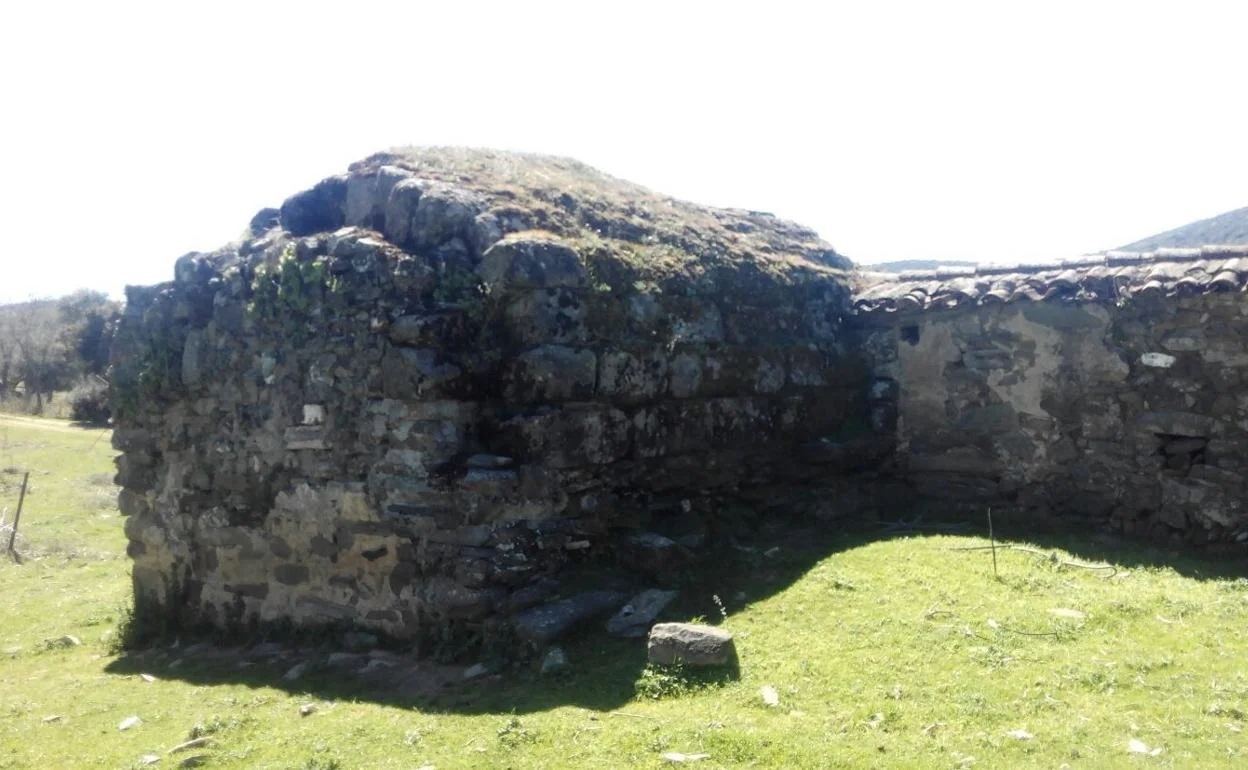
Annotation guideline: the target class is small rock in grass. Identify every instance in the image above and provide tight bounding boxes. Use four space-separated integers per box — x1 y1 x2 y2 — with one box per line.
138 755 161 766
326 652 363 669
282 661 310 681
1007 728 1033 740
248 642 285 657
1127 738 1162 756
661 752 710 763
46 635 81 649
118 715 142 731
299 703 318 717
41 715 63 724
179 756 209 768
462 663 490 680
647 623 735 667
540 646 568 675
168 737 213 754
760 685 780 707
140 673 157 683
3 646 21 657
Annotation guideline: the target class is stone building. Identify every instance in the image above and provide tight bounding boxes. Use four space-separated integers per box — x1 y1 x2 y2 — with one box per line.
110 146 1248 651
110 148 876 652
855 247 1248 546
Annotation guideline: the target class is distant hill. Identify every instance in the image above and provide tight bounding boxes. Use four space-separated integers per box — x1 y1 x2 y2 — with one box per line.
860 259 979 273
1117 206 1248 251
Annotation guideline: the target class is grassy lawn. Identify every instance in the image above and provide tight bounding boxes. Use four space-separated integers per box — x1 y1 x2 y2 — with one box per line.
3 415 1248 768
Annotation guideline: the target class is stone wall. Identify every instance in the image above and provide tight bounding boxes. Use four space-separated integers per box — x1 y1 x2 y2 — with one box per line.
856 248 1248 547
110 149 875 655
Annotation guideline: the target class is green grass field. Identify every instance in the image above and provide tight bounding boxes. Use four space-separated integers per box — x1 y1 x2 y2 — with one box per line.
3 415 1248 768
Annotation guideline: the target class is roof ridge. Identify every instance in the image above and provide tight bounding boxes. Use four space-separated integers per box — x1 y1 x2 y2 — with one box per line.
853 244 1248 315
859 244 1248 284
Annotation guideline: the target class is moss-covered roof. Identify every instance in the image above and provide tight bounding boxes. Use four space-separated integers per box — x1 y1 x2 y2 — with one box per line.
335 147 850 298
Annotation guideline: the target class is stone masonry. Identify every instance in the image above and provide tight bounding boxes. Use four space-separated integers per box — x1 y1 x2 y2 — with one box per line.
856 247 1248 548
109 148 873 654
112 148 1248 656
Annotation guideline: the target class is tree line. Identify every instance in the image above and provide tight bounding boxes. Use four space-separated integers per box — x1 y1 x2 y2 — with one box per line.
0 290 120 422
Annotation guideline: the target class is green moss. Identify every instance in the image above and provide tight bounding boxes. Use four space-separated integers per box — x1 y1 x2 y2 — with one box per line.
432 266 487 306
245 247 332 348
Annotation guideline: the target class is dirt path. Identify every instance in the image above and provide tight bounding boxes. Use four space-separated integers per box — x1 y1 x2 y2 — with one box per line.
0 414 108 435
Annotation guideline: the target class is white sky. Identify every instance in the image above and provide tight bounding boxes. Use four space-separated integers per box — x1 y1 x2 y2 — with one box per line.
2 0 1246 302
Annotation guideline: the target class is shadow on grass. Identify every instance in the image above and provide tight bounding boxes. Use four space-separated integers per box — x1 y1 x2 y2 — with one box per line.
103 510 1248 715
980 513 1248 583
101 520 840 716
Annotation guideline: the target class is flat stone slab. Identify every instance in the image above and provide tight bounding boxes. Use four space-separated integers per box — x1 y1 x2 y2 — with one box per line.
606 589 678 637
647 622 735 667
513 591 628 646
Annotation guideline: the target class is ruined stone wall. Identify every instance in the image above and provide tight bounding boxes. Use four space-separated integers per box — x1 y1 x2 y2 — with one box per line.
856 249 1248 547
110 150 873 653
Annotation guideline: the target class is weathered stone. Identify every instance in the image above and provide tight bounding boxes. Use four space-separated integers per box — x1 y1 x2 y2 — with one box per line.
502 578 560 614
458 468 519 497
388 312 475 349
465 454 514 469
540 646 568 675
647 623 735 666
512 591 628 646
1162 437 1207 455
501 288 588 345
346 166 412 230
181 330 203 387
379 347 464 400
274 565 310 585
606 589 679 637
462 662 491 679
326 652 364 669
111 428 155 453
499 406 632 468
1141 352 1177 368
668 353 702 398
1135 412 1216 438
118 489 151 517
249 207 281 236
408 183 486 253
381 178 426 248
280 175 348 236
478 237 587 292
284 426 328 450
598 350 668 402
619 533 685 579
504 346 597 403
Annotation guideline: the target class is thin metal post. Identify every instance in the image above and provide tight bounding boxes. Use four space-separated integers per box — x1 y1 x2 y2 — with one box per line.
7 471 29 553
988 506 998 579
